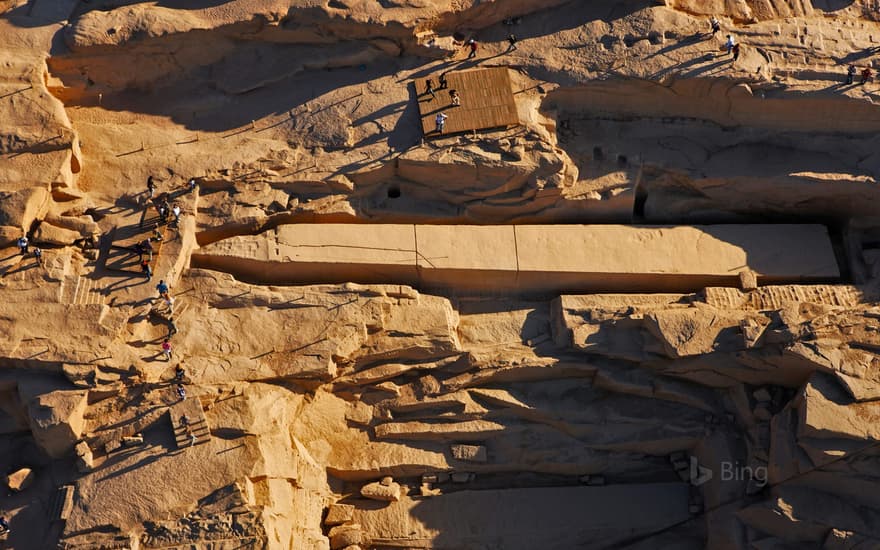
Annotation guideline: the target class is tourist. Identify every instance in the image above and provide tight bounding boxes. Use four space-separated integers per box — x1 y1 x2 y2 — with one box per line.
424 79 436 99
142 238 154 261
176 384 186 400
174 365 185 382
168 316 178 337
156 279 169 297
438 72 448 89
17 235 28 255
725 34 736 56
33 247 42 267
162 339 173 361
710 16 721 36
862 66 873 85
466 39 478 59
180 414 189 427
164 295 175 314
732 43 741 62
171 203 181 228
847 65 856 85
153 228 163 242
450 89 460 106
0 516 8 534
189 433 197 446
435 112 448 133
159 198 171 222
507 34 518 51
147 175 156 199
141 259 152 280
188 178 197 192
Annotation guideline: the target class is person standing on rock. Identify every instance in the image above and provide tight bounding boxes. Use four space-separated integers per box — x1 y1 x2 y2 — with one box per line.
507 34 518 52
725 34 736 56
435 112 448 133
162 339 173 361
862 66 873 85
159 198 171 223
17 235 28 255
466 39 478 59
0 516 9 535
171 203 182 228
732 43 741 63
147 176 156 199
142 238 154 261
141 258 153 280
156 279 169 298
33 247 42 267
164 295 175 314
424 79 436 100
846 65 856 85
188 178 197 192
176 383 186 400
450 89 460 106
174 365 185 382
710 16 721 36
438 72 448 89
168 316 178 337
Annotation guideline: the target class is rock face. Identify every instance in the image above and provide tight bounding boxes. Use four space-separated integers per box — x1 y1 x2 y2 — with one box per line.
360 479 402 502
21 387 88 459
2 0 880 549
6 467 35 492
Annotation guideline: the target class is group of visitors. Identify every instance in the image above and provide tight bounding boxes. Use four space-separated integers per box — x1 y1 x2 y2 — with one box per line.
141 176 197 279
426 20 523 134
16 235 43 267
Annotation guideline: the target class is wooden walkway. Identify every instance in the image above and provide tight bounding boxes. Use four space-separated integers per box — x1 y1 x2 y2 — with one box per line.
417 67 519 136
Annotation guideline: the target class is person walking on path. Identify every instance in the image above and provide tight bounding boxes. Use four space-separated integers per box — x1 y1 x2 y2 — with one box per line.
156 280 169 298
174 365 185 382
450 89 460 106
725 34 736 56
710 16 721 36
159 198 171 223
507 34 518 52
862 66 873 85
438 73 448 89
171 203 182 228
847 65 856 85
142 238 154 261
168 316 178 337
33 247 42 267
153 228 164 242
732 43 741 63
189 432 197 446
147 176 156 199
176 384 186 400
164 295 175 314
435 112 448 133
141 259 153 280
424 79 436 99
162 339 173 361
466 39 478 59
17 235 28 255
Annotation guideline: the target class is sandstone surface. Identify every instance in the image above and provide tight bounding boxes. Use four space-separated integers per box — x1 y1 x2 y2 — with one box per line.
1 1 880 548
